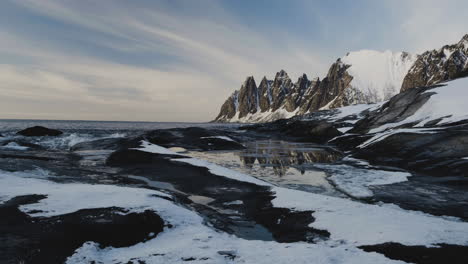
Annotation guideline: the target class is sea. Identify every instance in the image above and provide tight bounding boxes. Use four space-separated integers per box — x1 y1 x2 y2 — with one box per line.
0 119 240 150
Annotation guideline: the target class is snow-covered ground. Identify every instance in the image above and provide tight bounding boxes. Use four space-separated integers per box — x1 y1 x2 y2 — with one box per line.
0 169 404 264
314 164 411 198
2 142 468 263
370 77 468 133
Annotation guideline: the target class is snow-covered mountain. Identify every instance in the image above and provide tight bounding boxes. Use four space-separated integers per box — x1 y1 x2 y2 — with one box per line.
401 34 468 92
214 51 415 123
214 34 468 123
341 50 416 102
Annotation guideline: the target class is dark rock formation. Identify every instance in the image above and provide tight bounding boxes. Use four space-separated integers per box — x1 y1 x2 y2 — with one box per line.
0 195 165 264
242 119 343 143
353 128 468 177
141 127 245 151
17 126 63 137
350 85 441 134
360 243 468 264
401 34 468 92
299 60 354 114
270 70 294 111
238 76 259 118
338 81 468 177
258 77 273 112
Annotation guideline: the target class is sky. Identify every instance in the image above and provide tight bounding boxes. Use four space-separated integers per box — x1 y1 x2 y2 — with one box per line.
1 0 467 122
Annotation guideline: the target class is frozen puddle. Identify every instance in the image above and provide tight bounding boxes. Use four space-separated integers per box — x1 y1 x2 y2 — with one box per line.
186 140 415 199
187 140 344 197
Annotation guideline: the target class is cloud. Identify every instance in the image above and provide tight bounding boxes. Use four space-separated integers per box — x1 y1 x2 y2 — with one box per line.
385 0 468 53
1 0 329 121
2 0 466 121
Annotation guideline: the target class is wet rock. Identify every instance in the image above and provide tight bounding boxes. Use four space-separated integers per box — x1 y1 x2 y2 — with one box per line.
243 119 342 143
370 176 468 220
107 148 328 243
350 85 438 134
0 195 165 264
354 128 468 177
17 126 63 137
107 149 181 166
360 243 468 264
254 206 330 243
142 127 245 151
329 134 373 150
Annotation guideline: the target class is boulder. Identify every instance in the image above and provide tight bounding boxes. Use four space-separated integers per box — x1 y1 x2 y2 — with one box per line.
17 126 63 137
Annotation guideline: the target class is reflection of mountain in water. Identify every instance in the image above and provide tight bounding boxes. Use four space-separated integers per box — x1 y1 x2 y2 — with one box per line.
238 141 342 176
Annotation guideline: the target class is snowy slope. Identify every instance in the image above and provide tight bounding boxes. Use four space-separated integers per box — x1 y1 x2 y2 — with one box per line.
342 50 417 102
371 77 468 133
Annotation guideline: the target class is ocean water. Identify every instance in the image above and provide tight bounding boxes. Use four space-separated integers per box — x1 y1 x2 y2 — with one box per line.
0 119 239 150
0 119 238 132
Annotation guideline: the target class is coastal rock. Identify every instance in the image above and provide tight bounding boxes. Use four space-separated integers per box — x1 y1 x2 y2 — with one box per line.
142 127 245 151
353 127 468 177
350 85 439 134
17 126 63 137
243 119 342 143
0 195 165 264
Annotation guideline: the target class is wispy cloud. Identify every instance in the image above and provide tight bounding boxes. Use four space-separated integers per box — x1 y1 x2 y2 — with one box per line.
1 0 467 121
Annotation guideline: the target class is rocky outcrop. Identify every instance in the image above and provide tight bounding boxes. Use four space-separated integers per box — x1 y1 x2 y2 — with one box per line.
401 34 468 92
350 85 440 134
17 126 63 137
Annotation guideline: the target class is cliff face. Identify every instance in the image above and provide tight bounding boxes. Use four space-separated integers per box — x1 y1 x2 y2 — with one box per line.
401 34 468 92
214 34 468 123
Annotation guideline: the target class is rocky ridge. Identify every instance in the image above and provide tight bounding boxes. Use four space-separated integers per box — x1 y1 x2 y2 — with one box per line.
401 34 468 92
215 34 468 123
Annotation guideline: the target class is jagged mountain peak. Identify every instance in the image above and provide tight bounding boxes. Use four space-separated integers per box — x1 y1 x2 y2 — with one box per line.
275 69 289 79
243 76 256 86
401 34 468 92
297 73 308 81
214 34 468 123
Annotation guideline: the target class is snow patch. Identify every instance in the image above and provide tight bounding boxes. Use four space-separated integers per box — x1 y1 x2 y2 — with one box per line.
342 50 416 102
371 77 468 132
0 169 405 264
173 158 272 187
272 187 468 246
132 141 184 156
200 136 236 142
315 164 411 198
